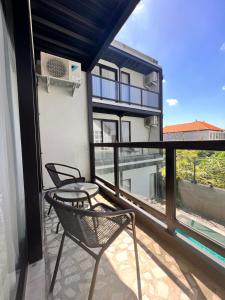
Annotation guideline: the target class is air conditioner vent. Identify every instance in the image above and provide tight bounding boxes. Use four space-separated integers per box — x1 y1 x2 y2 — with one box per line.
144 116 158 127
46 58 67 78
144 71 158 88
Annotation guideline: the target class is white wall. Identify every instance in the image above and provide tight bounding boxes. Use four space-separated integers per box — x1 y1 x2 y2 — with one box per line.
38 72 90 188
93 112 160 142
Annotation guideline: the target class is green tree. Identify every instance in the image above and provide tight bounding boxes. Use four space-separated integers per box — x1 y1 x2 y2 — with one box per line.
176 150 225 189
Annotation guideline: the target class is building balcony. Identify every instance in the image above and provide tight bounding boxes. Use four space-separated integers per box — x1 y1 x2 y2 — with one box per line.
25 192 225 299
92 75 161 116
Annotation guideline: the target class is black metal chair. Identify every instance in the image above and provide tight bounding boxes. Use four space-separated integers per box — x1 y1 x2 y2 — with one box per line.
45 190 142 300
45 163 85 215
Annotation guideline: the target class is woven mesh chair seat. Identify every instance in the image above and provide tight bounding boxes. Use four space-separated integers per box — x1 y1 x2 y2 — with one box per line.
80 205 130 248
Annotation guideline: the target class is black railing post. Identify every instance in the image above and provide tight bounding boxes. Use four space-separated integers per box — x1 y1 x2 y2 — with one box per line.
165 148 176 234
100 76 103 98
87 73 95 182
159 69 163 140
114 146 120 197
118 67 121 103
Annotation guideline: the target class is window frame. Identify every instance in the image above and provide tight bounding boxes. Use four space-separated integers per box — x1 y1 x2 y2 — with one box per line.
121 120 131 142
93 118 119 143
97 63 118 81
120 71 130 84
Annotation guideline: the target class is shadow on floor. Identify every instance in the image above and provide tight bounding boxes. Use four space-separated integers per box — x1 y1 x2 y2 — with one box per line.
127 227 224 300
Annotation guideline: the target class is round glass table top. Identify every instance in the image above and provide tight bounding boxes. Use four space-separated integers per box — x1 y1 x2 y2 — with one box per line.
55 182 99 200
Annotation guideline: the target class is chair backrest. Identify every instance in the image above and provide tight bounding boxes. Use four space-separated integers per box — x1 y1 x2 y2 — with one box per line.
45 163 62 188
45 190 130 248
45 190 88 240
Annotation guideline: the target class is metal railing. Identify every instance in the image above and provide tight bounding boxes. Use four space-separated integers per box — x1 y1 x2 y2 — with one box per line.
92 74 160 110
91 140 225 259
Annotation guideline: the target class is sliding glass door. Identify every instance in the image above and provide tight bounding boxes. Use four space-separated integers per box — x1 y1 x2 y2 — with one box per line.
0 3 27 299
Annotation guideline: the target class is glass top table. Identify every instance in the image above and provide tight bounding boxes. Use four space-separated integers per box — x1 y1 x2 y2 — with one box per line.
55 182 99 201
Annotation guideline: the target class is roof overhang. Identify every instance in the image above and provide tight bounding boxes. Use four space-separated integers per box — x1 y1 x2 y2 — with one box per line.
31 0 139 71
102 45 162 75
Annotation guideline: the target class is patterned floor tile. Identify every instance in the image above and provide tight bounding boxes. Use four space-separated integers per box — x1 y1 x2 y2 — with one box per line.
43 195 225 300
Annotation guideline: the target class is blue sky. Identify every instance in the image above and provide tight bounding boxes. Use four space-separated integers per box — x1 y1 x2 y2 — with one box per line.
116 0 225 128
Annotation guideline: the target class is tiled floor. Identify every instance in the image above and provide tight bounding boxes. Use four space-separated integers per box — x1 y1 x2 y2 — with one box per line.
44 195 225 300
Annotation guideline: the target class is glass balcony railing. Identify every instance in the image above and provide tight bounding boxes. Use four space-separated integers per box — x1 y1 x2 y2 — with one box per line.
92 75 160 109
176 150 225 247
92 141 225 263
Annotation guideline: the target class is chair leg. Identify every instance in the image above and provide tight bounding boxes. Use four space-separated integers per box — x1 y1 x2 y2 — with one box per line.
49 232 65 293
88 256 101 300
56 221 61 234
48 204 52 215
132 218 142 300
48 193 56 215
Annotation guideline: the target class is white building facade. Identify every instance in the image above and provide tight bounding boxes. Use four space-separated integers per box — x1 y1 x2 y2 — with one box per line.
91 41 164 200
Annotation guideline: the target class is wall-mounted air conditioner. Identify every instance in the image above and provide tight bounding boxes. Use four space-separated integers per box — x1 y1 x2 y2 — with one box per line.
144 116 158 127
41 52 81 83
40 52 82 95
144 71 158 88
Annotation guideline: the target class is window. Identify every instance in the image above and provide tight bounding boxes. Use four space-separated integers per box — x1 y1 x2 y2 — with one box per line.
92 64 118 100
121 121 131 142
103 121 117 142
93 64 118 81
93 119 118 143
121 71 130 84
93 120 102 143
101 67 117 81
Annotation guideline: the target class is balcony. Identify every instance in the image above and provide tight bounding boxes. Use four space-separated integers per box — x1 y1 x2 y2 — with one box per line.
40 194 225 300
24 141 225 300
92 75 161 112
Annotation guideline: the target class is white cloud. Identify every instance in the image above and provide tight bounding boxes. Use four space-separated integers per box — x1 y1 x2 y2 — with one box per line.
162 79 166 84
222 86 225 91
166 98 178 106
220 43 225 51
132 2 144 15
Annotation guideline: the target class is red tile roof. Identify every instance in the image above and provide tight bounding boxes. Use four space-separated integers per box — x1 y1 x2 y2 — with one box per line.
163 121 224 133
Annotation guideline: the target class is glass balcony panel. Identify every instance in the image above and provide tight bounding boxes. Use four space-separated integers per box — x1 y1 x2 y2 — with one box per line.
94 147 114 184
92 75 101 97
142 90 159 108
120 83 130 103
176 150 225 247
129 86 141 105
119 147 166 214
101 78 118 100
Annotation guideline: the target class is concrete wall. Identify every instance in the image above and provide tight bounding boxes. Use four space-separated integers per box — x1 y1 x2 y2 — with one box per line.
163 130 210 141
93 112 160 142
178 180 225 223
163 130 225 141
38 72 90 188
